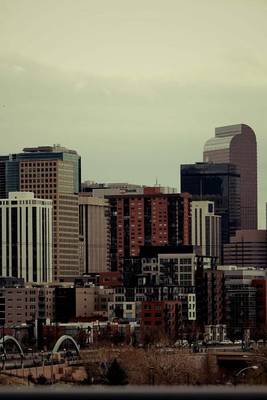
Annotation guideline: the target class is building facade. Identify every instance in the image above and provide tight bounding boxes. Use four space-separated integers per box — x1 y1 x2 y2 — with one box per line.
191 201 221 261
141 300 183 342
123 246 198 322
220 265 266 338
203 124 257 230
0 283 54 326
181 162 240 257
76 286 115 319
0 145 81 281
195 267 224 330
81 182 177 198
0 192 53 283
223 230 267 269
108 192 191 271
79 194 110 274
251 279 267 331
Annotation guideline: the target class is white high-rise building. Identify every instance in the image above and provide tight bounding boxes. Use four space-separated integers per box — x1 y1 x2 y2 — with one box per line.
0 192 53 283
191 201 221 261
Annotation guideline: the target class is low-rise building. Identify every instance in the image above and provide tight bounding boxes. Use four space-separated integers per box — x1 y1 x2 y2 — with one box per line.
223 230 267 269
141 300 183 342
108 301 141 322
0 283 54 326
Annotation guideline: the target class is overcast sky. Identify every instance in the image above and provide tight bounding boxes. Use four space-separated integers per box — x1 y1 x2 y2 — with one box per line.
0 0 267 226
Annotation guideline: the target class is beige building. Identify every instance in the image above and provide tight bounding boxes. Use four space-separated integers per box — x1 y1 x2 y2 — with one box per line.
75 286 115 319
79 194 110 274
0 285 54 326
18 146 81 281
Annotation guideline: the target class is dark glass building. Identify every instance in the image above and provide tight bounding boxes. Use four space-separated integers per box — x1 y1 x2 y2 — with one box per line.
54 287 76 323
180 162 241 254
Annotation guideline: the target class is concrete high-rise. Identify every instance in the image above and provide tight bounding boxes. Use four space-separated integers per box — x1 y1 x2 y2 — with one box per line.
203 124 257 229
0 145 81 281
0 192 53 283
79 194 111 274
191 201 221 261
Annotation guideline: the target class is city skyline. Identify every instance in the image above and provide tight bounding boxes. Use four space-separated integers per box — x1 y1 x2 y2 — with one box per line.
1 1 267 227
1 1 267 387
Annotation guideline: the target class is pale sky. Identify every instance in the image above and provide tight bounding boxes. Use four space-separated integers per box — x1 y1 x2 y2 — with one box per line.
0 0 267 226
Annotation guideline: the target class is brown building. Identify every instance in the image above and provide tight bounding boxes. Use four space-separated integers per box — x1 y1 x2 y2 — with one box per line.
99 271 123 288
141 300 183 342
108 190 191 271
79 194 110 274
223 230 267 269
195 267 224 330
203 124 257 230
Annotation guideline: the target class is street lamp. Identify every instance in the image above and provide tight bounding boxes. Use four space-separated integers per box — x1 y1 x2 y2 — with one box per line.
28 347 34 367
234 365 259 385
48 352 54 384
40 350 44 373
149 366 155 385
1 353 6 371
236 365 259 377
63 347 66 362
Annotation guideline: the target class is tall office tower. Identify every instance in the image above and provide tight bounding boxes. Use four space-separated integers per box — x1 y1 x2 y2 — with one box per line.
0 145 81 281
203 124 257 229
0 192 52 283
181 163 240 256
107 190 191 271
191 201 221 261
79 194 111 274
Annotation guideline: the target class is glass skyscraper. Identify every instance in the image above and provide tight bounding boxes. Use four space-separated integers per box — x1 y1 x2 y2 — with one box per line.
180 162 241 256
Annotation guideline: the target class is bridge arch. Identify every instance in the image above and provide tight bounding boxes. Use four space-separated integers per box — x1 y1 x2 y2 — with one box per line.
0 335 24 357
52 335 80 355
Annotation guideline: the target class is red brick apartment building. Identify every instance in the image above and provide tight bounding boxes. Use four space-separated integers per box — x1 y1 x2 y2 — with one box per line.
141 300 182 341
99 271 123 288
107 189 191 270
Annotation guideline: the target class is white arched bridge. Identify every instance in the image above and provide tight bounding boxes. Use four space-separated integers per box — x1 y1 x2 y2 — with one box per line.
0 335 24 356
52 335 80 355
0 334 80 358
